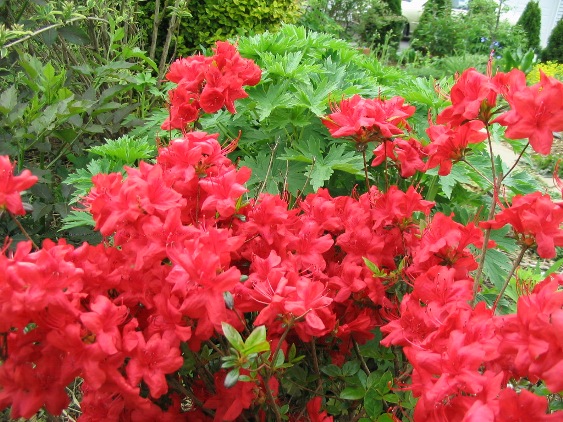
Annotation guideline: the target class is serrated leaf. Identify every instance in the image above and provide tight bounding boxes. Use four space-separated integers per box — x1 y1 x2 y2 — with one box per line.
0 86 17 115
309 163 333 191
60 210 95 230
250 82 295 121
482 248 513 290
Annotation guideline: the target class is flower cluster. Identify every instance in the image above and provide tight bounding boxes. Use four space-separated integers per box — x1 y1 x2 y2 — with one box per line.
162 41 262 131
1 46 563 421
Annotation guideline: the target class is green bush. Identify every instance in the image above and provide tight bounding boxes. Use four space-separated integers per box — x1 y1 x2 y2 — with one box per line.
516 1 541 51
411 0 527 57
357 0 405 52
542 18 563 63
141 0 302 58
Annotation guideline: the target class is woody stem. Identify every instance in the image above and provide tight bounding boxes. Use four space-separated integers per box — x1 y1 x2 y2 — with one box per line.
362 149 371 190
492 244 528 313
472 124 500 302
9 212 38 249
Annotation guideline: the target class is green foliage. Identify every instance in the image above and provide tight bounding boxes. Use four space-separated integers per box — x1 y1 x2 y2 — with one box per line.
542 18 563 63
410 0 527 57
0 0 161 245
357 0 405 52
297 0 345 37
62 134 156 229
516 1 541 51
142 0 302 57
497 47 537 73
188 25 415 197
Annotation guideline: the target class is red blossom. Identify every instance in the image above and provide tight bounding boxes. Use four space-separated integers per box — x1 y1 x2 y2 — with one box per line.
0 156 37 216
480 192 563 259
437 68 498 126
322 95 415 148
494 71 563 155
424 120 488 175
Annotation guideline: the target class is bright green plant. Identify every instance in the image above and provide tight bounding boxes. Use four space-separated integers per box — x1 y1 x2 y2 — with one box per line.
498 47 537 73
356 0 405 53
527 61 563 83
141 0 302 59
516 1 541 51
542 17 563 63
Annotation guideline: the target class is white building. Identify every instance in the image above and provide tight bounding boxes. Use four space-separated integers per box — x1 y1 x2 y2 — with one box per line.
502 0 563 47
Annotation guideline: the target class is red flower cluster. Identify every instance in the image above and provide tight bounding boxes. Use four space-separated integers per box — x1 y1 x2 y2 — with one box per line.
162 41 261 130
0 156 37 216
3 49 563 421
321 94 415 149
480 192 563 259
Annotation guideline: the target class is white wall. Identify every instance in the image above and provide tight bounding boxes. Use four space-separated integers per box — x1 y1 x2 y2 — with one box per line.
502 0 563 47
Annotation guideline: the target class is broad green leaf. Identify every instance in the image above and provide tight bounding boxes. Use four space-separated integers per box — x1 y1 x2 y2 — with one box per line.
224 368 240 388
221 322 244 353
243 325 270 355
0 86 17 115
342 360 361 377
59 26 90 45
340 386 365 400
364 388 384 418
321 364 342 377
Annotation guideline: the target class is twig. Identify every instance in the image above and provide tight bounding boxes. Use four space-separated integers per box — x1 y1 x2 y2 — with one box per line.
9 212 38 249
3 16 109 50
491 245 528 313
352 337 370 375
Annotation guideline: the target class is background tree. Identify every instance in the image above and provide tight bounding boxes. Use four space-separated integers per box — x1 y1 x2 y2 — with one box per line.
516 1 541 51
542 18 563 63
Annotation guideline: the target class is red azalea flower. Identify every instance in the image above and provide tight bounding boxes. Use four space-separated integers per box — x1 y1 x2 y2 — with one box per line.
372 137 426 177
497 388 559 422
437 68 498 126
494 71 563 155
425 120 487 176
480 192 563 258
322 95 415 149
0 156 37 216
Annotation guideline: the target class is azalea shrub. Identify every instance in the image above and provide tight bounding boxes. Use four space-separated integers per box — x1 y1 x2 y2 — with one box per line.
1 40 563 421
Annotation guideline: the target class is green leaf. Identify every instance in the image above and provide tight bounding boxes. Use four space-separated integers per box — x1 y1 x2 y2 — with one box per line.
224 368 240 388
272 349 285 369
59 26 90 45
342 360 361 377
364 388 384 418
321 364 342 377
243 325 270 355
483 248 513 290
221 322 244 353
0 86 17 115
60 210 95 230
250 82 295 121
340 386 365 400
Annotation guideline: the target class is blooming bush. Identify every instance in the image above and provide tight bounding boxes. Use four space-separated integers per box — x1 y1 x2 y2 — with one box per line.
1 42 563 421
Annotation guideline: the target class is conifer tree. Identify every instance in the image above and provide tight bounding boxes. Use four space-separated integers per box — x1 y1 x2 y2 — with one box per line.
542 18 563 63
517 1 541 51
